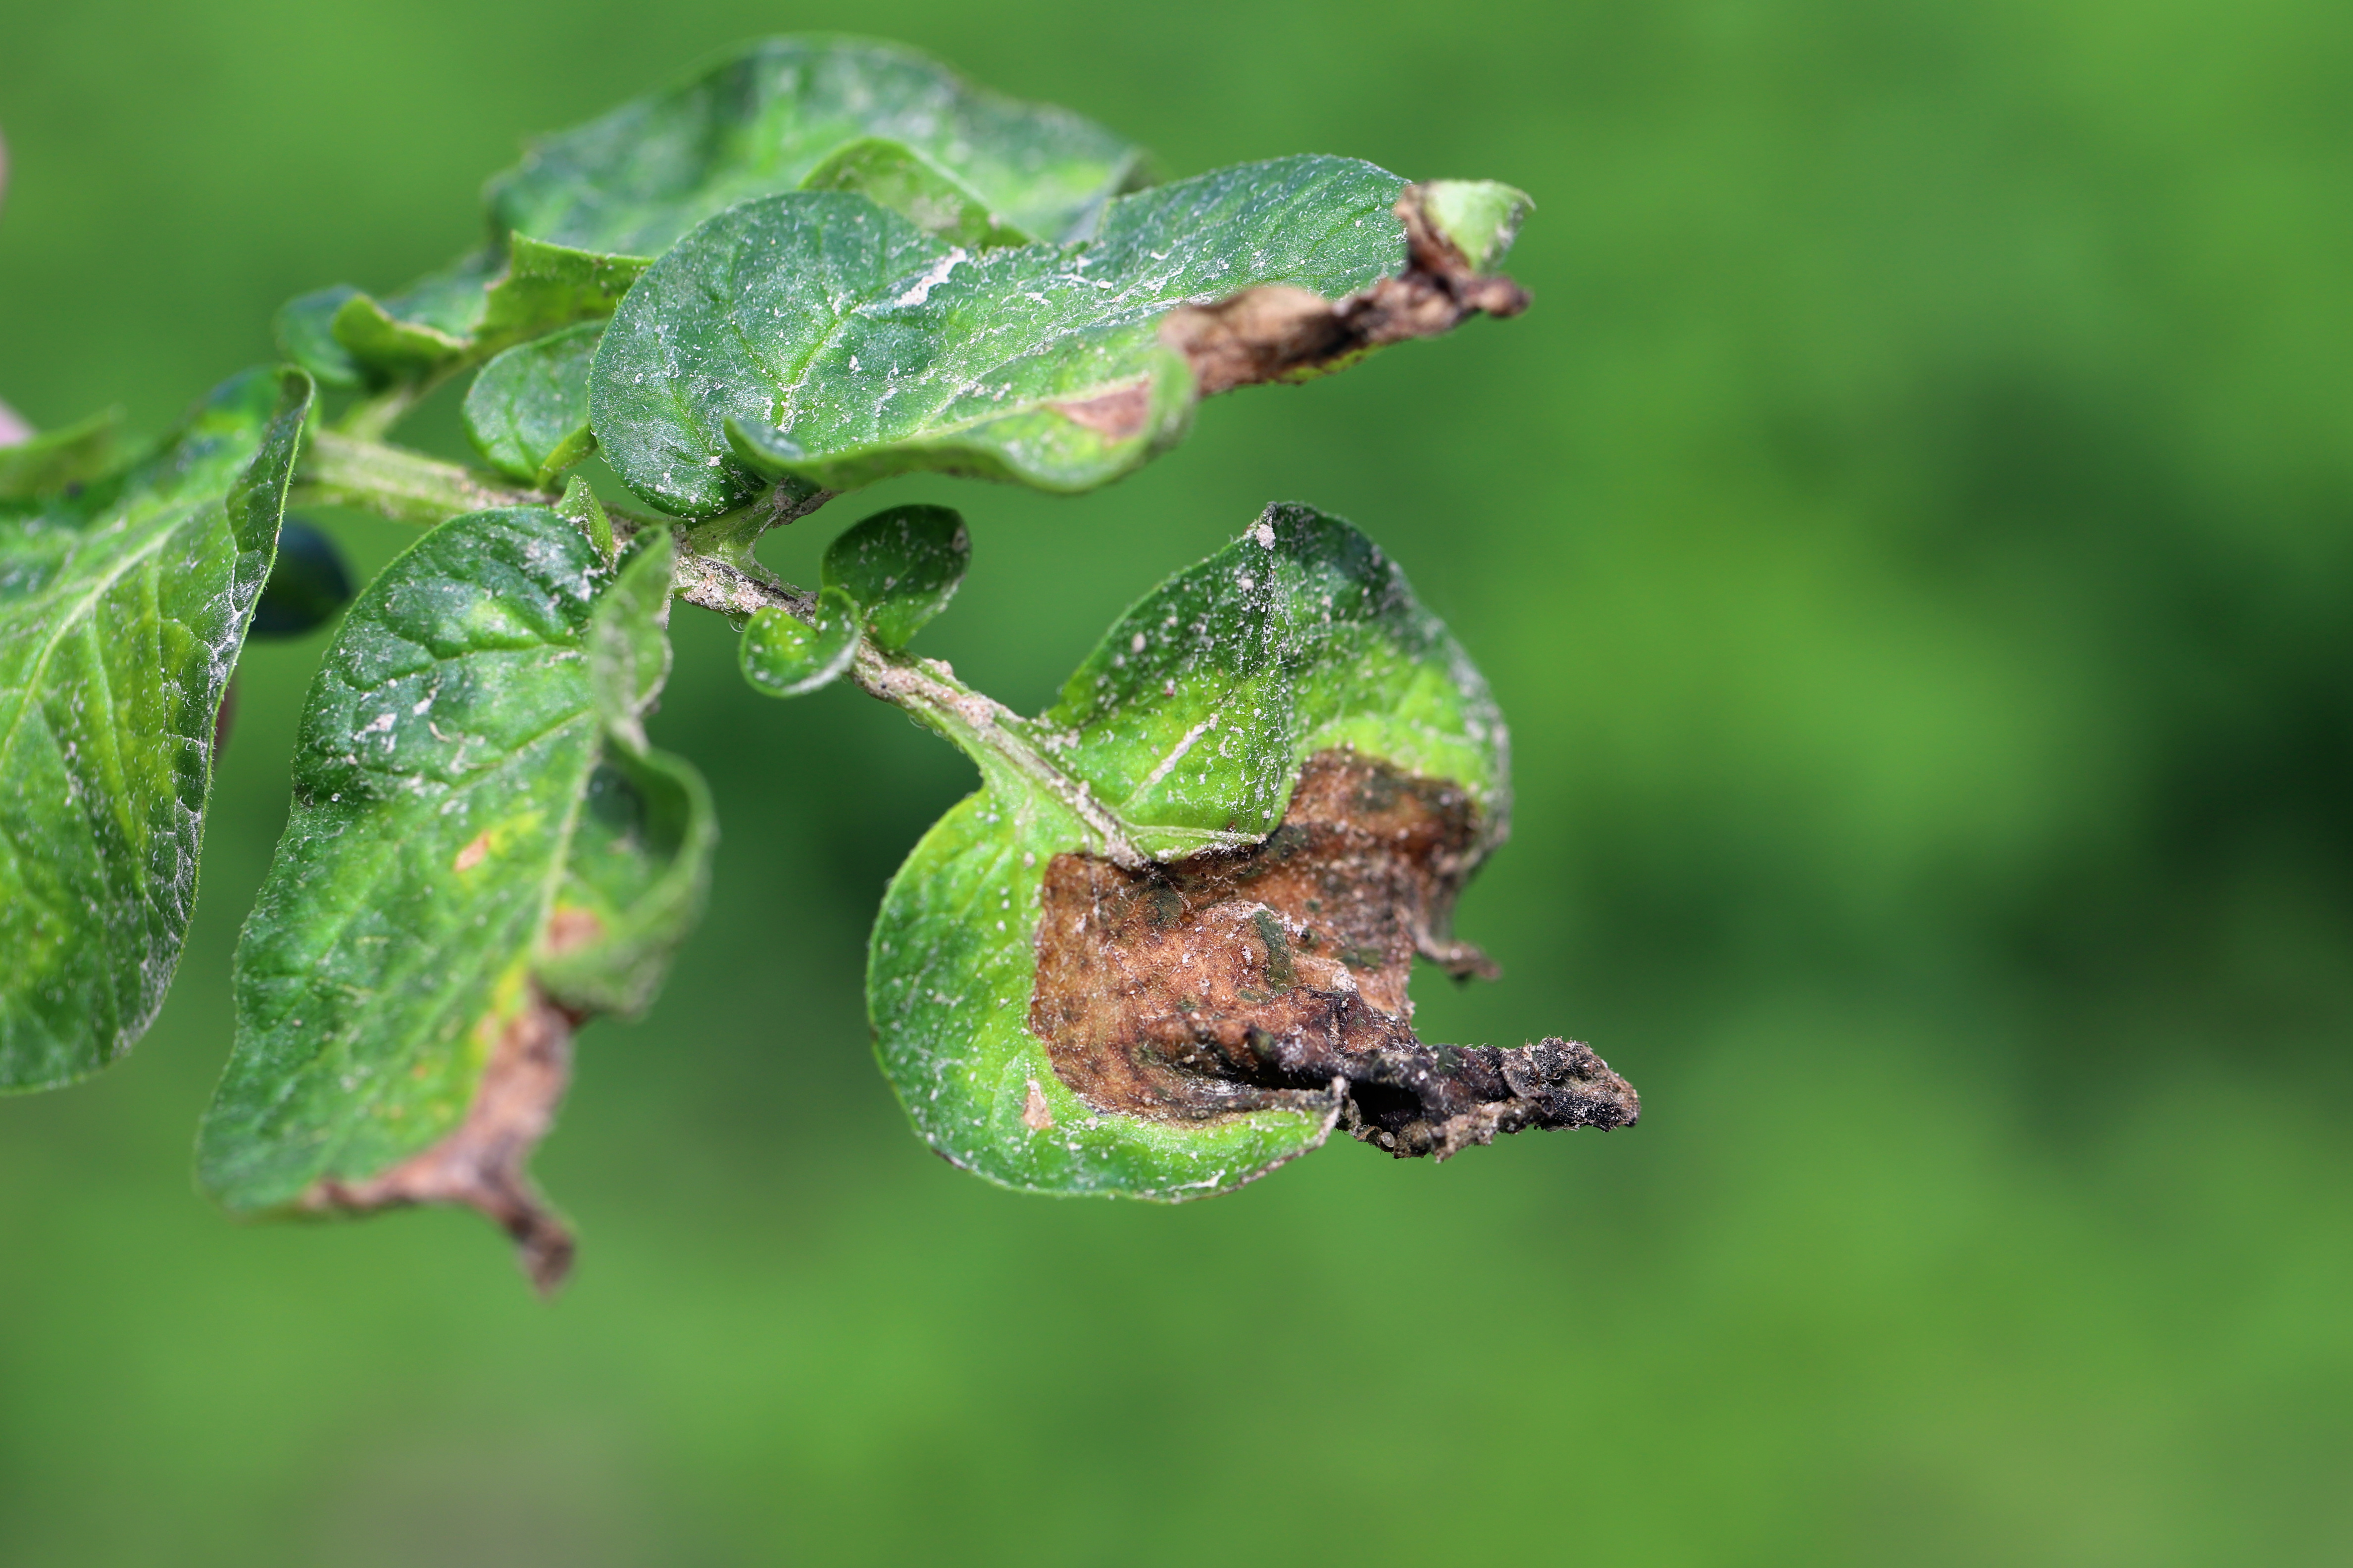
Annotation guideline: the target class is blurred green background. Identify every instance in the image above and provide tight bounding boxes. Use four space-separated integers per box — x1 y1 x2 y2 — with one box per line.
6 0 2353 1561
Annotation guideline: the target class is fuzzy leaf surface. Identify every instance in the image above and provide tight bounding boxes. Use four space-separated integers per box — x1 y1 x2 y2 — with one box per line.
200 515 712 1220
867 504 1510 1197
0 368 311 1090
591 157 1413 517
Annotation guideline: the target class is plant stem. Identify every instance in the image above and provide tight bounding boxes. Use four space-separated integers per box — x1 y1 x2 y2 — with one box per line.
847 644 1147 868
295 432 545 524
294 434 1142 860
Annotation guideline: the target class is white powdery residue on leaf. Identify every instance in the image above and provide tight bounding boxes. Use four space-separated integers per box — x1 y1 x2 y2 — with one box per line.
891 247 971 309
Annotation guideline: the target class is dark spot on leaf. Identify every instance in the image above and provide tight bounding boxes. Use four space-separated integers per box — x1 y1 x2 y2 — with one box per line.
299 986 578 1294
1029 750 1636 1158
1159 185 1533 397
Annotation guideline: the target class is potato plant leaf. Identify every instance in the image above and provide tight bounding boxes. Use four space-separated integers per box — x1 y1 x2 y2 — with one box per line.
294 36 1147 388
739 588 859 698
486 36 1145 257
822 503 969 649
868 503 1635 1199
199 512 713 1289
463 321 600 487
591 159 1530 518
0 367 312 1091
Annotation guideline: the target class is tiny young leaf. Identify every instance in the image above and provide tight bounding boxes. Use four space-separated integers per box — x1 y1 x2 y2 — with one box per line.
249 518 354 639
590 160 1529 518
0 367 312 1091
464 321 600 487
200 512 713 1288
821 503 969 649
556 473 615 562
867 505 1633 1198
739 588 860 698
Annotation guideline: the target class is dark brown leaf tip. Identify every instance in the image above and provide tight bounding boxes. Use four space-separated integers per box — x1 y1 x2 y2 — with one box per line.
1029 749 1635 1159
299 986 579 1295
1159 184 1532 397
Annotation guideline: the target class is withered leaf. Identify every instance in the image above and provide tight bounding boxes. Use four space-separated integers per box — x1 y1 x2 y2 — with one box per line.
200 511 714 1290
867 504 1632 1200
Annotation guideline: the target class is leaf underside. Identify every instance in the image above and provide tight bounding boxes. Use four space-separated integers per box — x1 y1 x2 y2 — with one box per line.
200 508 712 1288
0 368 312 1091
866 503 1563 1200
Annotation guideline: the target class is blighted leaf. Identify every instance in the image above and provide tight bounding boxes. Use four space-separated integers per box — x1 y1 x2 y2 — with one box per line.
249 518 354 638
739 587 859 697
0 406 124 499
0 367 312 1091
867 503 1633 1198
199 514 713 1288
591 161 1530 518
464 321 600 487
801 138 1031 248
488 36 1145 257
305 36 1147 387
822 503 969 649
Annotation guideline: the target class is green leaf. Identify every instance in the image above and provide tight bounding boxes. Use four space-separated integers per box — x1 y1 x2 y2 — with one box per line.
1417 180 1534 273
866 503 1622 1201
821 503 969 649
477 236 650 343
591 158 1529 518
328 252 497 380
801 138 1032 248
487 36 1146 258
0 406 125 500
0 367 313 1092
305 36 1147 388
739 588 859 697
463 321 600 487
199 513 713 1288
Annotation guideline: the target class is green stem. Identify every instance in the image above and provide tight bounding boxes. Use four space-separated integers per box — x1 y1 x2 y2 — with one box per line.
847 643 1147 868
290 434 1122 849
295 432 546 524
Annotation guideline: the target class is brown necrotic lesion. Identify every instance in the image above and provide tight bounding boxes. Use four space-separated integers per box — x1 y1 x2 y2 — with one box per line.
1028 749 1639 1160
